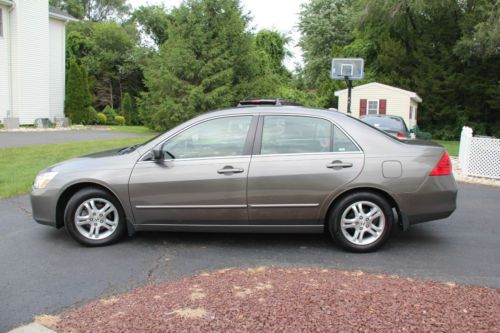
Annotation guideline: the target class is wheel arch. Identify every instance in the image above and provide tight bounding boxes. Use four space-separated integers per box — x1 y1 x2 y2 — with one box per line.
55 182 128 229
323 186 401 229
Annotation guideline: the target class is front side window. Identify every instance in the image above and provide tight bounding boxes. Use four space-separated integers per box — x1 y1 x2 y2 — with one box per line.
162 116 252 159
261 116 332 154
367 100 378 115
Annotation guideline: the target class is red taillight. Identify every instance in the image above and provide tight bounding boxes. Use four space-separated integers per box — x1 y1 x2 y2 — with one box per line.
429 152 452 176
396 133 406 138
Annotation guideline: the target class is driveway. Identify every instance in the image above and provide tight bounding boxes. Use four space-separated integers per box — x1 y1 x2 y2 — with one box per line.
0 129 149 148
1 183 499 331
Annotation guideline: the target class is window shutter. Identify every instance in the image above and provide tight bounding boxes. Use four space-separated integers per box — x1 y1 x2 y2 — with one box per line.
359 99 367 116
379 99 387 114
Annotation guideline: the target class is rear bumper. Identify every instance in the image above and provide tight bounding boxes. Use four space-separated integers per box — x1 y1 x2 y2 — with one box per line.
397 175 457 226
30 187 59 228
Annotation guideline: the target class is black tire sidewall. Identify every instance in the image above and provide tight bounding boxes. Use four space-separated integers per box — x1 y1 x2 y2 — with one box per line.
328 192 393 252
64 188 126 246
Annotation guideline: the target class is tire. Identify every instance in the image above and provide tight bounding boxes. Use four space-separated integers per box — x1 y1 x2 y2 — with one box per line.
64 187 126 246
327 192 393 253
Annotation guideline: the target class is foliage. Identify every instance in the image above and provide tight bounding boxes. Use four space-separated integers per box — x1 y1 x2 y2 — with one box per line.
96 112 107 124
114 115 126 125
138 0 261 131
131 5 173 47
255 30 290 76
120 93 137 125
87 106 98 124
65 58 93 124
102 105 117 124
49 0 129 21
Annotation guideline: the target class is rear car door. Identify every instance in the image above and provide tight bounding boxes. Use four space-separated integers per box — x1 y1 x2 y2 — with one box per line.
247 114 364 226
129 115 257 225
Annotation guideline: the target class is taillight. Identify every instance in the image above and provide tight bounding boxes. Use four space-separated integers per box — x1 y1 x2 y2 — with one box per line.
429 152 452 176
396 133 406 138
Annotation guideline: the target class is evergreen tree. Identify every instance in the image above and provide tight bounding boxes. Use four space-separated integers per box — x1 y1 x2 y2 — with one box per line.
121 93 135 125
65 59 85 124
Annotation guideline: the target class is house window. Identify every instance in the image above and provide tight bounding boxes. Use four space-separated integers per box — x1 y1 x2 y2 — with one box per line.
367 100 379 114
0 8 3 37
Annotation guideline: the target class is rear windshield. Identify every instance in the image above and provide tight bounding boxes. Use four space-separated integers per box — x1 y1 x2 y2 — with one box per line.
361 116 406 133
346 115 404 142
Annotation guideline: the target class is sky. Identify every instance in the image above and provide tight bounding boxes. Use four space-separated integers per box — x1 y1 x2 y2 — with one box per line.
128 0 307 70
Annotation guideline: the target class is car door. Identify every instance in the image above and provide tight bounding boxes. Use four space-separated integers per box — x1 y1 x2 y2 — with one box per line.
247 114 364 225
129 115 257 226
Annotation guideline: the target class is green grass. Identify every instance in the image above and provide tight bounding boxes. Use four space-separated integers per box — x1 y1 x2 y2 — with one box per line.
108 125 158 134
433 140 459 156
0 136 152 198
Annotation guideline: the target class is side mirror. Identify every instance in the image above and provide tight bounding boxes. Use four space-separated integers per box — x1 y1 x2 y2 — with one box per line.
152 146 163 160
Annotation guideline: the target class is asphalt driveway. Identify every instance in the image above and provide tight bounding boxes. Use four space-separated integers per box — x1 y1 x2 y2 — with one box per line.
0 183 499 331
0 129 149 148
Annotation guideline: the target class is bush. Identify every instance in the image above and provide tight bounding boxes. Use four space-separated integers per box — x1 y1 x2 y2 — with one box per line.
96 112 107 124
102 105 117 124
87 106 98 124
114 115 126 125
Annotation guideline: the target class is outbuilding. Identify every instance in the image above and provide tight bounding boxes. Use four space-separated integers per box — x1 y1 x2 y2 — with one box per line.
334 82 422 129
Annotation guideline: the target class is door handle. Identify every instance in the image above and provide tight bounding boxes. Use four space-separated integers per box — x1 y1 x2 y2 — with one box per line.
326 160 353 169
217 167 244 174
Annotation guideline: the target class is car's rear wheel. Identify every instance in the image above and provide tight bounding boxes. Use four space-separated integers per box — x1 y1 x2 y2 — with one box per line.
64 188 126 246
328 192 393 252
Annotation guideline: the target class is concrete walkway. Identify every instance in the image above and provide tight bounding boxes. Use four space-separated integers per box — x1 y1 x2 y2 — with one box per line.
0 130 149 148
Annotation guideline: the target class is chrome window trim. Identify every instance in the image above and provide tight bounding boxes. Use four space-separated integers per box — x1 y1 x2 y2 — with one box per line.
137 154 251 164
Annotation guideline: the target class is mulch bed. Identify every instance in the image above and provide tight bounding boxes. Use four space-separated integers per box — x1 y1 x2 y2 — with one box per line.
54 267 499 332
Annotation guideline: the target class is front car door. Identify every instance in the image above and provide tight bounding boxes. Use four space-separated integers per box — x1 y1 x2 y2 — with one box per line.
129 115 257 226
247 114 364 227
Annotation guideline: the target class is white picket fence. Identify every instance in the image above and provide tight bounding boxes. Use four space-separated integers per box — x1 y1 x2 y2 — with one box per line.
458 126 500 179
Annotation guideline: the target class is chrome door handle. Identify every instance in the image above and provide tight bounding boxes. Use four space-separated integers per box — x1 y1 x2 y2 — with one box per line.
327 161 353 169
217 167 244 174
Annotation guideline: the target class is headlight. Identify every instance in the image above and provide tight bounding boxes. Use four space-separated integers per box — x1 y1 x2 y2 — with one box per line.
33 172 58 189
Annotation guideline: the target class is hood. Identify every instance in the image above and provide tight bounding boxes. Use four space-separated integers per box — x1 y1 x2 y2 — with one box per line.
45 147 141 174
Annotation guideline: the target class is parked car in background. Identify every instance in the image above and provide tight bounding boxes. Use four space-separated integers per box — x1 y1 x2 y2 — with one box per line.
31 107 457 252
360 115 411 139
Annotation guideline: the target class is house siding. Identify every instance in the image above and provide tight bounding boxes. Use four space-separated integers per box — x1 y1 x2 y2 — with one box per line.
0 5 10 120
10 0 51 124
49 18 66 119
337 84 413 127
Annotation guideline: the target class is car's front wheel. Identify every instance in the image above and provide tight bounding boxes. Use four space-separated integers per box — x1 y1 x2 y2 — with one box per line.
64 187 126 246
328 192 393 252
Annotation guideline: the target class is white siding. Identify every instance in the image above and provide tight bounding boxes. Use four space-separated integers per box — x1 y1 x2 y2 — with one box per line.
0 5 10 120
49 18 66 119
337 84 412 127
10 0 50 124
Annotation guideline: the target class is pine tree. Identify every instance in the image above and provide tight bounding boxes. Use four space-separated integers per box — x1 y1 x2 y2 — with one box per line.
121 93 134 125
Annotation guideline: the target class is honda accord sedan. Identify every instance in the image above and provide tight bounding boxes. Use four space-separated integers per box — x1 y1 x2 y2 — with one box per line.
31 107 457 252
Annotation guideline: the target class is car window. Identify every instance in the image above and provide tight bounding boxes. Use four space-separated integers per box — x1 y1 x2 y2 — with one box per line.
332 125 359 152
163 116 252 159
261 116 332 154
362 116 405 132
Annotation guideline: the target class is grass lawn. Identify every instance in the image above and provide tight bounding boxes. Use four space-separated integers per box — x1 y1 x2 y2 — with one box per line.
0 136 152 199
433 140 459 156
109 125 158 134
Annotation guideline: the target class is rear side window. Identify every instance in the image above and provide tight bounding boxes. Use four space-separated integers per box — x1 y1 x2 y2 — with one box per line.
260 116 359 154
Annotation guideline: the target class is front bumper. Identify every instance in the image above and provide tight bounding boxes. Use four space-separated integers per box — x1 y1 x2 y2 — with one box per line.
30 187 59 228
397 175 458 226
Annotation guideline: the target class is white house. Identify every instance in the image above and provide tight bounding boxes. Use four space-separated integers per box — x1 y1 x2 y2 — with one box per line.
0 0 75 126
334 82 422 129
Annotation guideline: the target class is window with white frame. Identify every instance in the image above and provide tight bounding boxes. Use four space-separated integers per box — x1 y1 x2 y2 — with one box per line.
367 100 379 114
0 9 3 37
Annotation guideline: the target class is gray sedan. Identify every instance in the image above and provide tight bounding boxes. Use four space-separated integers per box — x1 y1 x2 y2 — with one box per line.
31 107 457 252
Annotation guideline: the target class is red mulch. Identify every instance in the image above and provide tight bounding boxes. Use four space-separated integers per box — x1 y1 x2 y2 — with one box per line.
54 267 499 333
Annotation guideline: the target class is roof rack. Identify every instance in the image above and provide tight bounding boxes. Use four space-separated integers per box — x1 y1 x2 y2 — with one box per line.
237 98 303 107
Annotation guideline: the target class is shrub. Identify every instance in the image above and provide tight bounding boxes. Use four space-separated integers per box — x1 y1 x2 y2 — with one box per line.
87 106 98 124
96 112 107 125
114 115 126 125
102 105 117 124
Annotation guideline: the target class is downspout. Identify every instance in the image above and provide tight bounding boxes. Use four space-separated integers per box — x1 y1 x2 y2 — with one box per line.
7 1 15 118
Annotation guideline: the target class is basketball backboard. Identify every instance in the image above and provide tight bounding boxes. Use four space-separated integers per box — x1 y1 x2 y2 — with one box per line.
331 58 364 81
